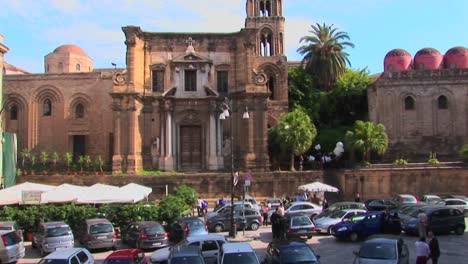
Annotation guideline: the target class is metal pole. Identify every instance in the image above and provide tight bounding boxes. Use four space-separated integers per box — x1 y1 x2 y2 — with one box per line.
229 104 237 238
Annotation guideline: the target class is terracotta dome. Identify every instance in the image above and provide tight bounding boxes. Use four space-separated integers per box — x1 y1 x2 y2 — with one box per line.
53 44 88 56
384 49 412 72
444 46 467 69
414 48 443 70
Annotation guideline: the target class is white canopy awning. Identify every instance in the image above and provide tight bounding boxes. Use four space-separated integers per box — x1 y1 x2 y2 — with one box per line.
0 182 55 205
298 181 339 192
120 183 152 202
75 183 135 204
41 184 86 204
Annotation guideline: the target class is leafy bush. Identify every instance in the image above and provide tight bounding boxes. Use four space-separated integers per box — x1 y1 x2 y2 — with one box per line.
460 144 468 162
175 185 197 208
393 157 408 165
156 195 185 223
427 152 440 165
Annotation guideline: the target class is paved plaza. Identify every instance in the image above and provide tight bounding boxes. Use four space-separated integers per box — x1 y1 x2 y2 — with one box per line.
17 218 468 263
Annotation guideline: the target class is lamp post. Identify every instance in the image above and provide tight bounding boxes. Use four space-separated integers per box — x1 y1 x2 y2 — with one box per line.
219 98 249 238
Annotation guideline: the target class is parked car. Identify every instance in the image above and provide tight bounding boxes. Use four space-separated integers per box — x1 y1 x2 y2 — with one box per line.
353 237 409 264
121 221 168 250
243 195 259 210
206 208 262 233
444 194 467 201
265 198 282 209
168 217 208 243
314 209 367 234
443 198 468 216
391 203 429 223
103 249 147 264
284 214 315 239
392 194 418 205
284 201 322 218
150 234 226 264
0 221 23 241
32 221 74 256
205 202 254 220
0 230 25 263
401 206 466 235
264 239 321 264
77 218 116 250
220 242 260 264
365 199 397 211
38 247 94 264
168 245 205 264
313 202 366 221
331 211 384 242
421 195 443 205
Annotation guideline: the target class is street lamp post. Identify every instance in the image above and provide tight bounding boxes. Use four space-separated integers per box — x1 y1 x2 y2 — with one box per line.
219 98 249 238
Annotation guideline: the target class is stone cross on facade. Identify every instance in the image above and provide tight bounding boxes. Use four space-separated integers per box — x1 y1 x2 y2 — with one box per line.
185 37 196 53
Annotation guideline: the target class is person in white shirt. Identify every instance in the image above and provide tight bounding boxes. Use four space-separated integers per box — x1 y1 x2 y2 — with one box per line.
415 237 430 264
417 212 428 239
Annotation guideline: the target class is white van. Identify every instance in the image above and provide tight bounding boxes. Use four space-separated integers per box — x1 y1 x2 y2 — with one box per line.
38 247 94 264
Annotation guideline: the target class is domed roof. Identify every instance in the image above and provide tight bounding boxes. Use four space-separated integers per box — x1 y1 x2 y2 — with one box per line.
384 49 412 72
414 48 442 70
444 46 467 69
53 44 88 56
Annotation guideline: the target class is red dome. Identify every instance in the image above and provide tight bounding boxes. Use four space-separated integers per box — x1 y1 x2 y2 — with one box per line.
53 44 88 56
384 49 412 72
444 46 467 69
414 48 443 70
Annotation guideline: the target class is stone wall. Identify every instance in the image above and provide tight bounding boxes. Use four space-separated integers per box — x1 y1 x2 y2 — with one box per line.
334 165 468 201
16 171 323 200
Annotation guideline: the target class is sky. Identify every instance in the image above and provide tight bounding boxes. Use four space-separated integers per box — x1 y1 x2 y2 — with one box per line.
1 0 467 74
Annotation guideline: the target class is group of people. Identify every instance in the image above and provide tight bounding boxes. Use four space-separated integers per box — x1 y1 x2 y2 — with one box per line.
380 210 402 234
269 203 286 239
196 197 209 217
415 230 440 264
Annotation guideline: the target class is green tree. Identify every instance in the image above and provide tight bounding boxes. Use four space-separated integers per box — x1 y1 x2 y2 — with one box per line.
52 152 60 170
297 23 354 90
157 195 185 223
272 108 317 171
174 185 198 209
345 120 388 162
64 152 73 171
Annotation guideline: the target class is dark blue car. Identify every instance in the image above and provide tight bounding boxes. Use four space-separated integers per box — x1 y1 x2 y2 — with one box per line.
331 211 383 242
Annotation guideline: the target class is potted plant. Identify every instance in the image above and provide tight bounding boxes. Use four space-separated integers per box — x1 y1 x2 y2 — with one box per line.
52 152 60 174
30 154 36 175
64 152 73 175
40 151 49 175
20 148 30 175
427 152 440 165
95 155 104 176
78 155 85 174
84 155 91 175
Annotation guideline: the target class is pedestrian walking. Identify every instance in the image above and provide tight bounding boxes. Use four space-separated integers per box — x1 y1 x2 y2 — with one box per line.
415 237 430 264
260 204 269 227
270 209 279 239
322 198 329 211
428 230 440 264
197 197 203 217
417 211 428 239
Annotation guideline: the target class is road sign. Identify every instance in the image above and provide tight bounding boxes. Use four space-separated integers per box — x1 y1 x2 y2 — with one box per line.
245 180 251 186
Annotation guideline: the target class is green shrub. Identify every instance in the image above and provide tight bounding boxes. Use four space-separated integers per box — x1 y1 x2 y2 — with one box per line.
460 144 468 162
427 152 440 165
393 157 408 165
157 195 185 223
174 185 197 209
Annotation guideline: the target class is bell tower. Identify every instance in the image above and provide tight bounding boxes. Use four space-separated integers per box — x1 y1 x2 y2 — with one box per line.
245 0 285 56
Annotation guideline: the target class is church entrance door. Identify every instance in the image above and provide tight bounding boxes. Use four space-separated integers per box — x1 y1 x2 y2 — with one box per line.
180 125 202 170
73 135 86 162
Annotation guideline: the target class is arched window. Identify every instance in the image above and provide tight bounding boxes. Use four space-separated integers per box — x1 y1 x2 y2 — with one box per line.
260 29 274 56
267 76 275 100
76 64 81 72
10 105 18 120
43 99 52 116
75 104 84 118
438 95 448 109
404 96 415 110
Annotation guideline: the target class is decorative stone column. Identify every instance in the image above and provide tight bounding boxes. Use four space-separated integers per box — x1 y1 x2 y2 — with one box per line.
126 95 143 173
159 100 174 170
207 102 218 170
111 96 123 173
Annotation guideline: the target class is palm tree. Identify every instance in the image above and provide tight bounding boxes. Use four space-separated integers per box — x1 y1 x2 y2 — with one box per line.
345 120 388 162
297 23 354 90
272 108 317 171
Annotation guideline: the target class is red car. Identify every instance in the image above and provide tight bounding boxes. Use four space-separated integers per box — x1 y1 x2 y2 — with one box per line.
103 249 147 264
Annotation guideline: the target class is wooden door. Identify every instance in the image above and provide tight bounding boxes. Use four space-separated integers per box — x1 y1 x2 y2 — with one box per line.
180 126 202 170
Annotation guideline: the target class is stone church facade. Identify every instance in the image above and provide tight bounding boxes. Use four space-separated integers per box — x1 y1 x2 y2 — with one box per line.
3 0 288 173
369 47 468 160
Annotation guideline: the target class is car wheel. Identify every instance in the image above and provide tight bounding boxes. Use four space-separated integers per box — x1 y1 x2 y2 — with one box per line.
307 235 312 239
327 226 334 235
250 222 260 231
214 224 224 233
349 232 358 242
455 225 465 235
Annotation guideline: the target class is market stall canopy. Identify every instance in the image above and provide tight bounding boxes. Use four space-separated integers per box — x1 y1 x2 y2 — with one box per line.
0 189 21 205
41 184 86 204
75 183 135 204
298 181 339 192
0 182 55 205
120 183 152 202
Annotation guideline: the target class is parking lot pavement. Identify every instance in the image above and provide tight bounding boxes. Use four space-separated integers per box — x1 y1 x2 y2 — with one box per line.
18 219 468 263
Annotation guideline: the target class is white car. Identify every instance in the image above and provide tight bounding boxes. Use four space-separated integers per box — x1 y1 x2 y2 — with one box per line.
38 247 94 264
444 198 468 216
220 242 260 264
285 201 322 218
313 209 367 234
150 234 226 264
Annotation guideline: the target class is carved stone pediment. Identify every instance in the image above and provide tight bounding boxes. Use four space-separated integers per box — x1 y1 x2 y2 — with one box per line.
172 52 212 64
180 110 202 125
162 87 177 97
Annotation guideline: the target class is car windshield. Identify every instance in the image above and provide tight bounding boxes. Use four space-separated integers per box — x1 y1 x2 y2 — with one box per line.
291 216 312 226
103 259 133 264
280 245 318 263
144 225 164 235
222 252 258 264
359 242 396 260
46 226 72 237
403 197 416 203
38 260 68 264
90 223 113 234
187 220 205 231
329 210 347 219
350 215 365 223
171 256 204 264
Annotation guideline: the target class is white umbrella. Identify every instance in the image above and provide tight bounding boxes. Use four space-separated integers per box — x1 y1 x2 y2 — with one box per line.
41 184 86 204
120 183 152 202
298 181 339 192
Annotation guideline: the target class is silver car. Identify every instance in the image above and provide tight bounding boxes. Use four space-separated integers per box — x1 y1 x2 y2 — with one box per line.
77 218 116 250
0 230 25 263
353 237 409 264
285 201 322 218
314 209 367 234
32 221 74 256
443 198 468 216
